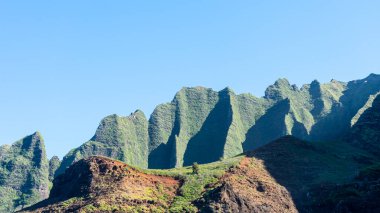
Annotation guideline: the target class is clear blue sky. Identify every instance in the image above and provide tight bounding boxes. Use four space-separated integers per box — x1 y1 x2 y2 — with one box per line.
0 1 379 159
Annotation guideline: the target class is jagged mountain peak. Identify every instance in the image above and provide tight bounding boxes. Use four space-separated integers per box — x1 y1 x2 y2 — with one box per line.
274 78 291 86
0 132 49 212
173 86 239 103
367 73 380 79
12 131 46 155
264 78 298 100
220 86 234 93
32 131 42 139
310 79 320 86
132 109 145 116
102 110 146 119
329 78 344 84
97 110 147 127
177 86 214 94
172 86 219 105
349 73 380 85
309 80 322 98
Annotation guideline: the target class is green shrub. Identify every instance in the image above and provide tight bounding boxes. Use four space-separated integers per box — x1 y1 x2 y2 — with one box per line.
192 162 199 175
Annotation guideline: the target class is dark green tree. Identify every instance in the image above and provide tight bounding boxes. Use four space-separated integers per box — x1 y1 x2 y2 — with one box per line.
192 162 200 175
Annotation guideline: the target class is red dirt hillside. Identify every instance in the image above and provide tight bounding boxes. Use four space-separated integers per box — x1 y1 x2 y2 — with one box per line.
196 157 297 212
22 156 181 212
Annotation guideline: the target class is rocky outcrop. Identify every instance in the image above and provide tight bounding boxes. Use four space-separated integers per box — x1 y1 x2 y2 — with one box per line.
0 132 49 212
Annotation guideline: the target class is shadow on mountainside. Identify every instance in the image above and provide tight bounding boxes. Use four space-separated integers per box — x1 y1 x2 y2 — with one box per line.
183 90 232 166
310 74 380 142
148 116 180 169
349 95 380 156
244 135 375 212
242 99 291 151
245 136 320 211
244 74 380 151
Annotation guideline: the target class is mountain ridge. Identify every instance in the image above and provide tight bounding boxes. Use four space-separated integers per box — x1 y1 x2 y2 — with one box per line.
23 132 380 212
55 74 380 173
4 74 380 212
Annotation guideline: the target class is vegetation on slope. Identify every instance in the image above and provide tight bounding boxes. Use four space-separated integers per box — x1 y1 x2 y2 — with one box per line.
246 135 379 212
0 132 49 213
20 132 380 212
148 74 380 170
23 156 242 213
349 94 380 155
52 74 380 175
149 87 221 169
147 156 243 212
197 157 297 212
48 156 60 182
56 110 149 176
23 156 181 213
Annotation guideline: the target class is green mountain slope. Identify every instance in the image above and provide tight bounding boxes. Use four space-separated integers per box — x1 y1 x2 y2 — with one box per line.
3 74 380 212
349 94 380 155
53 74 380 173
56 110 149 176
246 136 377 211
149 74 380 169
148 87 221 169
0 132 49 212
48 156 60 182
149 87 270 168
23 134 380 212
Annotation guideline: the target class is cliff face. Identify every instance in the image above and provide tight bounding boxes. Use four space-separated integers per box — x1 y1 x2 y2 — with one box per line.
149 74 380 169
148 87 269 168
55 74 380 172
0 132 49 212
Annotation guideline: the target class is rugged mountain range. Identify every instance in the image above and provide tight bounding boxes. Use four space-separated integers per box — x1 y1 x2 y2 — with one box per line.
22 134 380 212
56 74 380 173
22 99 380 211
2 73 380 212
